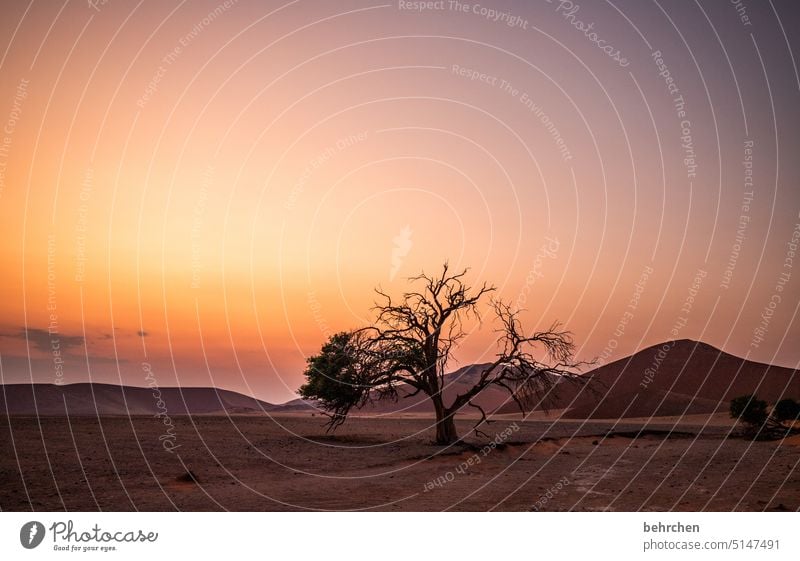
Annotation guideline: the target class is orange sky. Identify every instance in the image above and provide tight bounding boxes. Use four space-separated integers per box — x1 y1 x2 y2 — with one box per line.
1 0 799 402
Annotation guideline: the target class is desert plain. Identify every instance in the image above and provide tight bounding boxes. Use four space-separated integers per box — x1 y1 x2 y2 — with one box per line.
1 412 798 512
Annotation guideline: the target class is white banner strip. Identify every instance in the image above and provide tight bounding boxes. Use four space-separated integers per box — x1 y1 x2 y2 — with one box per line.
1 512 798 560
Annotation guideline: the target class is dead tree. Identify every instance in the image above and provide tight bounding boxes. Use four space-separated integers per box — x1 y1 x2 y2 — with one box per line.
300 263 590 445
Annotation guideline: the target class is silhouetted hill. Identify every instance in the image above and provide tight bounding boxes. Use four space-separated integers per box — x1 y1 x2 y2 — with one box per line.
350 362 509 415
0 383 275 416
497 339 800 418
303 340 799 419
4 341 797 419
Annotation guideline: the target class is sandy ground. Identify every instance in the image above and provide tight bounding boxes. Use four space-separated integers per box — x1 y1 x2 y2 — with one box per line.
1 414 798 511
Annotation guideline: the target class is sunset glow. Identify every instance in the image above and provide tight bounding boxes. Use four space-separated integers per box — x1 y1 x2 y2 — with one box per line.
1 0 798 403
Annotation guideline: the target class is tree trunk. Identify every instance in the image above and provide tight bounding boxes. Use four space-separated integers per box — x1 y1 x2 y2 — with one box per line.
432 395 459 444
435 414 459 445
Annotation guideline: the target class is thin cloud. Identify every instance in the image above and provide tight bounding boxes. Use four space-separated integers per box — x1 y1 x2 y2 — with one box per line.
11 327 85 353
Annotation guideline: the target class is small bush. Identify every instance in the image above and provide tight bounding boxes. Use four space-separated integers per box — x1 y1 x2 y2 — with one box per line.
773 398 800 424
730 395 800 439
729 394 768 429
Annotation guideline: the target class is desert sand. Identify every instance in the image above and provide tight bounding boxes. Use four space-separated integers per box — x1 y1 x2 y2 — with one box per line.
1 413 797 511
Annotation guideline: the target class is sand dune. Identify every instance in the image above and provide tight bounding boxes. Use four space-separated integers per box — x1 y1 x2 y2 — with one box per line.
0 383 275 416
554 340 800 419
358 339 799 419
2 340 797 419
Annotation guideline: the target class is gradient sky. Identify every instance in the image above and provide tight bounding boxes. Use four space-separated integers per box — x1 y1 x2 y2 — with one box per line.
1 0 799 403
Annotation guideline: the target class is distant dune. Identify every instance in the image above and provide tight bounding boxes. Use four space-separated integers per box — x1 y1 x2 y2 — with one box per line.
2 340 797 419
327 339 800 419
0 383 277 416
499 339 800 418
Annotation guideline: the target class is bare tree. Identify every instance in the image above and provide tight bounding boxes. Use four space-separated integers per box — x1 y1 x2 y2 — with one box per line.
300 263 591 445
